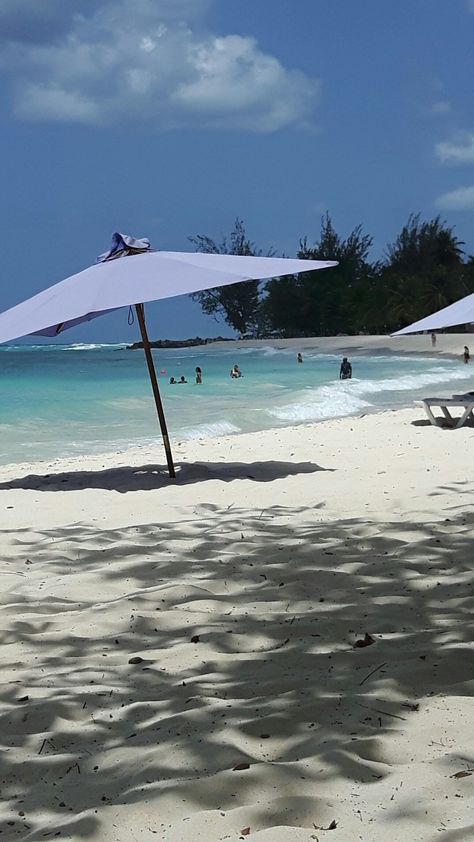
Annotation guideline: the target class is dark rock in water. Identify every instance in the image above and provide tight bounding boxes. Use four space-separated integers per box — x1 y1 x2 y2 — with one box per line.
127 336 233 350
128 656 144 664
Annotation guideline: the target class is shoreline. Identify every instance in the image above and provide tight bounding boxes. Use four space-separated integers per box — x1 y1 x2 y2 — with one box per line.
2 333 473 472
0 401 435 479
0 403 464 530
207 332 473 360
0 406 391 480
0 402 461 503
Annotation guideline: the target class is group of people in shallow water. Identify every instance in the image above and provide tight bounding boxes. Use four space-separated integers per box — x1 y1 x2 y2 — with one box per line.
339 357 353 379
169 364 243 385
168 355 353 384
297 351 353 379
169 375 188 385
169 367 203 385
167 341 472 388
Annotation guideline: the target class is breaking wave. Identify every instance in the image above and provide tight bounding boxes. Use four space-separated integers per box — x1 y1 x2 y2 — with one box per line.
176 420 241 440
268 387 370 422
63 343 127 351
268 366 471 424
346 367 470 395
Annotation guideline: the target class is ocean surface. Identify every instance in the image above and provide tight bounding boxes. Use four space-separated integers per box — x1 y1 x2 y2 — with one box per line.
1 343 472 466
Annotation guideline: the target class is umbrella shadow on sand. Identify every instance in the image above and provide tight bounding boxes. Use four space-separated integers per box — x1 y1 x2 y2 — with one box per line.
0 459 333 493
1 501 474 839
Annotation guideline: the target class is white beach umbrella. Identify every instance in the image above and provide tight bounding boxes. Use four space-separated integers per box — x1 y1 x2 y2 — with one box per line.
392 291 474 336
0 234 337 477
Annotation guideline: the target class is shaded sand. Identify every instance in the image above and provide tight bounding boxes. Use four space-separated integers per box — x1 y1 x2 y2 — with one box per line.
1 407 474 841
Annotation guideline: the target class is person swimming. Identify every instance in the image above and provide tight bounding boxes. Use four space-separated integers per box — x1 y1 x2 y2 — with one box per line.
339 357 352 380
178 375 188 384
169 376 176 384
230 364 242 378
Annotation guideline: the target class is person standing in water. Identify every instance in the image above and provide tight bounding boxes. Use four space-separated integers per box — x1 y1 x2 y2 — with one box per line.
431 333 437 347
195 366 202 384
297 352 303 363
463 346 470 364
339 357 352 380
230 364 242 378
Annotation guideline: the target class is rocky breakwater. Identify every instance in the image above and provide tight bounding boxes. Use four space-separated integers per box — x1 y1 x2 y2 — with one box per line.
127 336 233 350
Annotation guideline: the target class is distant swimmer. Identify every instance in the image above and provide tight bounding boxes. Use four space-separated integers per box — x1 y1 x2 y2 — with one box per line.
178 375 188 384
169 376 176 384
431 332 437 347
463 346 470 364
339 357 352 380
297 353 303 363
230 364 242 379
195 366 202 384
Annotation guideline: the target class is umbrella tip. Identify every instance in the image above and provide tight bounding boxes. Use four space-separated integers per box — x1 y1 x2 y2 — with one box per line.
97 233 151 263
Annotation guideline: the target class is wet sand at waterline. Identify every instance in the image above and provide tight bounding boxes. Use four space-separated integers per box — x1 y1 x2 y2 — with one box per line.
1 403 474 840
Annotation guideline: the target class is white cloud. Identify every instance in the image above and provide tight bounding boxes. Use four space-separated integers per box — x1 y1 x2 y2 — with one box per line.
172 36 317 132
16 84 103 124
0 0 320 132
436 134 474 165
435 185 474 211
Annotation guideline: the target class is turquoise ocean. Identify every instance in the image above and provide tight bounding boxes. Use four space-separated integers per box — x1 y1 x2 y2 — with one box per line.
1 343 472 466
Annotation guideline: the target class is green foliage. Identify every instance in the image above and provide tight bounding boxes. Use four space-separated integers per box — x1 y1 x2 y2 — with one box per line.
190 214 474 336
383 214 469 331
385 214 463 274
265 213 376 336
189 219 273 336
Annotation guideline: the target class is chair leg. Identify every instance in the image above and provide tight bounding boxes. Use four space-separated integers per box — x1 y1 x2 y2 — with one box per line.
454 406 473 429
440 406 454 425
424 405 441 426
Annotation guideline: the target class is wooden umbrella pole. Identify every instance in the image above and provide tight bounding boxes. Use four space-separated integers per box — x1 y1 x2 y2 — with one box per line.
135 303 176 479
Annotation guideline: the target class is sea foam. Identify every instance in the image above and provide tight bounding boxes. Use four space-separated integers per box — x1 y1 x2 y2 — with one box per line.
268 365 471 424
176 420 242 440
347 366 470 395
268 387 370 422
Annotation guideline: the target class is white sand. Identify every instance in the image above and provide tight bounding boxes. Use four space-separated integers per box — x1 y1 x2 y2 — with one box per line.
1 350 474 840
210 332 474 360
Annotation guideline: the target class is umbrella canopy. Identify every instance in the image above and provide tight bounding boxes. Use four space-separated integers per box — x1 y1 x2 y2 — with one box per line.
393 291 474 336
0 250 337 344
0 242 337 478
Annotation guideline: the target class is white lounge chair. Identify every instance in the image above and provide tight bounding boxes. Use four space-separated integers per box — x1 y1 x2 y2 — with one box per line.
419 396 474 429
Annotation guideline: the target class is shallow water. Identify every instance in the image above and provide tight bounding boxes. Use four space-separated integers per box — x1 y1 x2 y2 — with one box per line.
0 343 472 465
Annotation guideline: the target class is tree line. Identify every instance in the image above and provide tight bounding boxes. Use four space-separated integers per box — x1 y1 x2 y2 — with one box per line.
190 215 474 336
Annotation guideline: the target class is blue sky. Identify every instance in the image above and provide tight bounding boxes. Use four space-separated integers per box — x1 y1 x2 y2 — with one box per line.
0 0 473 342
